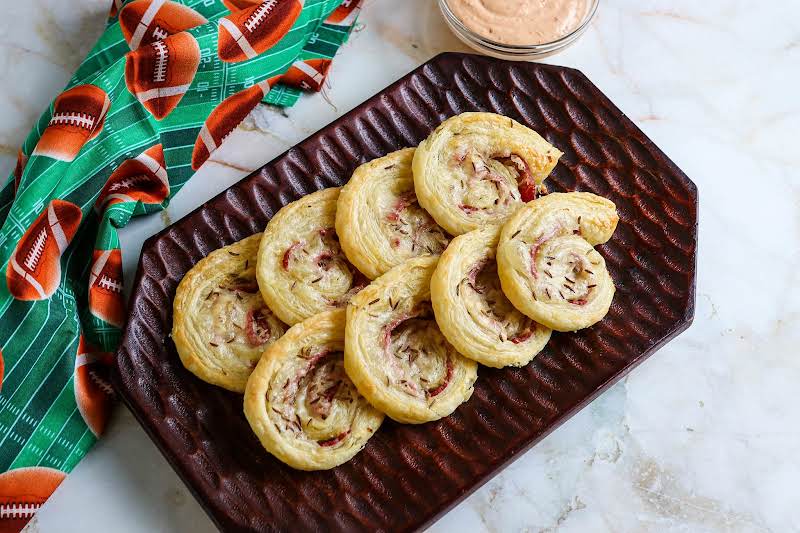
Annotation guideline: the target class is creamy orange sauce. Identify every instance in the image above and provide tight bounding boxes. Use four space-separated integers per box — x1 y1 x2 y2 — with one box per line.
447 0 589 45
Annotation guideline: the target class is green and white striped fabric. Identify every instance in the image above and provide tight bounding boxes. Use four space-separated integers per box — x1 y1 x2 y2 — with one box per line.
0 0 360 526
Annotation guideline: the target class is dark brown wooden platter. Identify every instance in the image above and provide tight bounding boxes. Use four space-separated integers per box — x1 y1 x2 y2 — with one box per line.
113 52 698 532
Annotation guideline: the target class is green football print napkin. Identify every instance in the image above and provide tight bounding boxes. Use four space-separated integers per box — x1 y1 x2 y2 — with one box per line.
0 0 361 527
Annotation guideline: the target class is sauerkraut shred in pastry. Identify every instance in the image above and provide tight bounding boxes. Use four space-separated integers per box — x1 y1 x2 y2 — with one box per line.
203 277 280 348
281 226 364 306
381 303 454 399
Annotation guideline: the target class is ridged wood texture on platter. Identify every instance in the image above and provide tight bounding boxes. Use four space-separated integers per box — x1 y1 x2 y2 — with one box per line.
114 52 698 532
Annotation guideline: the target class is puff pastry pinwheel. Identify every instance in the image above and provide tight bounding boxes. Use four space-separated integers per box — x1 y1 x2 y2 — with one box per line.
431 225 551 368
336 148 451 280
244 309 384 471
345 256 478 424
413 112 563 236
173 234 288 393
497 192 619 332
257 187 367 326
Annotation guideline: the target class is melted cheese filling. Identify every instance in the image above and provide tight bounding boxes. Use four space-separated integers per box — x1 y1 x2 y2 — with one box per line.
447 145 536 216
382 306 454 401
526 213 603 306
200 276 285 364
460 260 538 343
283 228 364 307
268 350 363 447
383 191 449 255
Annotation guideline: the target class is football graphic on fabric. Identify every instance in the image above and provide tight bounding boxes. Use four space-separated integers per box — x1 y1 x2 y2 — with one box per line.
281 58 332 91
88 248 125 328
119 0 207 50
217 0 303 63
325 0 361 25
6 200 82 301
191 77 278 170
95 144 169 211
222 0 263 11
74 336 115 437
0 467 66 533
31 85 110 162
125 31 201 120
0 348 4 393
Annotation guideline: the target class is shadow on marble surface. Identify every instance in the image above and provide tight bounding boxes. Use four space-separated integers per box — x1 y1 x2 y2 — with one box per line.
0 0 109 178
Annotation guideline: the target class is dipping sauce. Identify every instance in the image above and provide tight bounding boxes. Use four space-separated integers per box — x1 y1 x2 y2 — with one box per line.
447 0 589 46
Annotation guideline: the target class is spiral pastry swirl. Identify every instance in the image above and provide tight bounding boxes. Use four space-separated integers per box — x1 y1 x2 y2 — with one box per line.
243 310 384 471
413 112 562 236
431 225 551 368
336 148 450 280
497 192 619 332
345 256 478 424
173 234 288 393
257 188 367 326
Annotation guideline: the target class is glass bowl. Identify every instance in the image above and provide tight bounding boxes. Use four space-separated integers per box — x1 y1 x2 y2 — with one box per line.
439 0 599 60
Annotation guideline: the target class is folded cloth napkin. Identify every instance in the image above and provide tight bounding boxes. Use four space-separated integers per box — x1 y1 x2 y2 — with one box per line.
0 0 361 527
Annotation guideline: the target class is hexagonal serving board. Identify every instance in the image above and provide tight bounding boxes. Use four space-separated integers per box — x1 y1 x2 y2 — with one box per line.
114 52 697 532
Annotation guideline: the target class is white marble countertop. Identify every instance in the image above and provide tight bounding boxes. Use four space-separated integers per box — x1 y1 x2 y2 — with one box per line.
2 0 798 531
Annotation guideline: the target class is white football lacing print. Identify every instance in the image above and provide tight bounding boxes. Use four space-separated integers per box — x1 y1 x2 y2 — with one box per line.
98 274 123 294
108 173 151 192
49 112 95 130
151 25 169 41
0 501 41 519
245 0 278 33
89 368 115 396
23 228 47 271
152 40 169 83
